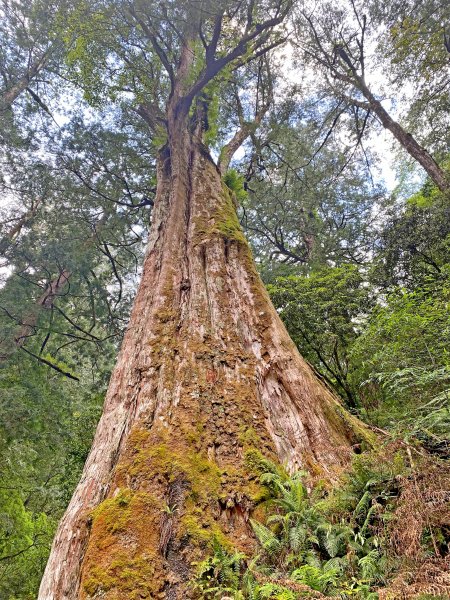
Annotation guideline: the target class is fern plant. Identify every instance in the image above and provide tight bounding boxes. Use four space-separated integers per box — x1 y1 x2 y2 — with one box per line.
197 448 416 599
250 519 282 557
192 538 245 599
291 563 340 594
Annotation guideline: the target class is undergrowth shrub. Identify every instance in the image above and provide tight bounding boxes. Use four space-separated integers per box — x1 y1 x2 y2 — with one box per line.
193 445 450 599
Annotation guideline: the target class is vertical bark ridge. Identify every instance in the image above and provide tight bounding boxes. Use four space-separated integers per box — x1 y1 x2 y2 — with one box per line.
39 125 371 600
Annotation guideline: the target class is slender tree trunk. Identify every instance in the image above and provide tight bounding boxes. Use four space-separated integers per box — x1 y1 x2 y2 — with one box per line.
15 269 71 343
357 81 449 192
218 111 264 176
325 43 449 192
39 106 369 599
0 48 53 112
0 197 43 251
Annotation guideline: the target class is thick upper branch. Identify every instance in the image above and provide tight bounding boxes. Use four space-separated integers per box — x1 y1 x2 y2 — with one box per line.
183 2 291 109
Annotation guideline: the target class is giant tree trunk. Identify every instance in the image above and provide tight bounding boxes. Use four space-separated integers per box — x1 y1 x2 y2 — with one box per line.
38 110 368 599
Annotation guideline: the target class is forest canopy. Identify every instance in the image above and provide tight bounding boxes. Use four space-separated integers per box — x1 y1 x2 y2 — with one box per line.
0 0 449 598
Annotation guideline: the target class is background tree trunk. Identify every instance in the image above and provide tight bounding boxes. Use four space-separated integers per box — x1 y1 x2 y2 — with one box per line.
38 116 369 599
356 81 449 192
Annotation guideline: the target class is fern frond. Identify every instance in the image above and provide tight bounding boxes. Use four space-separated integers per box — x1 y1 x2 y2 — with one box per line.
250 519 282 555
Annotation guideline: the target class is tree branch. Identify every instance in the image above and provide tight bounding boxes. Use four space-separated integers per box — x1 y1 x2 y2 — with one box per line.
20 347 79 381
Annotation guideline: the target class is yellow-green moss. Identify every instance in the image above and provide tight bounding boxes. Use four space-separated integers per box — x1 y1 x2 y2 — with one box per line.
222 462 270 505
238 426 262 447
83 565 115 596
331 402 377 449
83 553 158 598
181 505 232 550
213 191 247 245
119 432 222 501
154 306 177 323
244 448 285 478
82 487 164 598
112 428 270 558
183 420 205 446
193 183 248 246
91 488 134 534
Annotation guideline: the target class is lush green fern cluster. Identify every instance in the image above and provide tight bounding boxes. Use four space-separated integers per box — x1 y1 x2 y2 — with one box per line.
245 459 394 599
192 538 246 599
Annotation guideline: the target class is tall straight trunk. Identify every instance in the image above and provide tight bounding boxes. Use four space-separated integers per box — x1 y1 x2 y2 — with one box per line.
39 109 369 599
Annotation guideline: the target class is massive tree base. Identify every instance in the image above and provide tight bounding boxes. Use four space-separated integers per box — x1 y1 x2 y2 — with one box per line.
39 126 371 599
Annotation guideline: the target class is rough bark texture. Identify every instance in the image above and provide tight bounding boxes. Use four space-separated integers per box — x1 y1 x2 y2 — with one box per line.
38 110 369 599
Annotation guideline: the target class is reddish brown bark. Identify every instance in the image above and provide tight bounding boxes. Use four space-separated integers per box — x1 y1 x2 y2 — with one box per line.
38 103 368 598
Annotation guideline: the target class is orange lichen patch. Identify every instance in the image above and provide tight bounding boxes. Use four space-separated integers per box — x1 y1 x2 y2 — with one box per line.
80 489 164 599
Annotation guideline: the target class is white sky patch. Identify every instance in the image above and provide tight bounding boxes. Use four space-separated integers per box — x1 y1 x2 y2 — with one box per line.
367 122 397 191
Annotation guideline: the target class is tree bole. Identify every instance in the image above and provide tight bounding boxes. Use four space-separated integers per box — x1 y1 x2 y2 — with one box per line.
38 118 369 599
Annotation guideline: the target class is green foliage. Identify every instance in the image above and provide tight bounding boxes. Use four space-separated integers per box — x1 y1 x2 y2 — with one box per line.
243 117 386 277
193 449 417 598
254 584 296 600
378 3 450 155
0 352 105 597
248 462 394 596
264 179 450 454
350 272 450 451
0 488 53 599
268 265 372 408
59 1 115 106
0 109 149 598
192 538 245 599
291 564 340 593
251 519 283 556
224 169 248 204
373 190 450 290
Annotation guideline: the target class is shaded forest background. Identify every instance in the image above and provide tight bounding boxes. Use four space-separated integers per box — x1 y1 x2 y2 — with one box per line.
0 0 448 597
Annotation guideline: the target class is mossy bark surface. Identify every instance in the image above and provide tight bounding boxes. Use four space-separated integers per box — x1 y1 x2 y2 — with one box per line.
39 108 370 599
